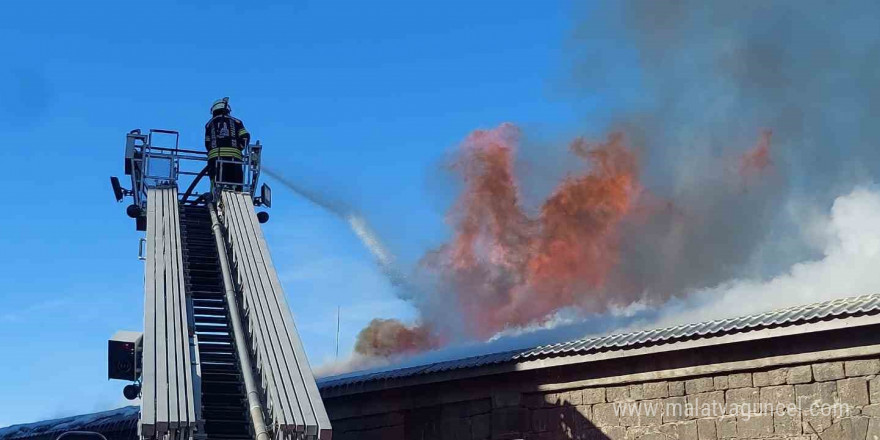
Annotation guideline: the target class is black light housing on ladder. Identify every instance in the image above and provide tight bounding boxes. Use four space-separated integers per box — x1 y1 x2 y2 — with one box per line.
110 177 125 202
255 183 272 208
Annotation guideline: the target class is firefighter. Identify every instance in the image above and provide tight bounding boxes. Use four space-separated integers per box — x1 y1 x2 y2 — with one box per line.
205 97 250 190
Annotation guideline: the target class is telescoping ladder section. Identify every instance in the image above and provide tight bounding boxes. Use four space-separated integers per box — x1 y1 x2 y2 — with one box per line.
141 188 200 440
220 191 331 440
179 205 251 440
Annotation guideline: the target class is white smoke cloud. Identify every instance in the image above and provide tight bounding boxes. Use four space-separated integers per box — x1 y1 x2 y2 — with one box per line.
649 186 880 328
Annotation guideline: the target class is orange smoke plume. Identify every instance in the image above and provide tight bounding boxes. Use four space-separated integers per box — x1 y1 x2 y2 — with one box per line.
354 319 439 357
356 124 772 357
740 130 773 179
521 133 640 315
426 124 641 337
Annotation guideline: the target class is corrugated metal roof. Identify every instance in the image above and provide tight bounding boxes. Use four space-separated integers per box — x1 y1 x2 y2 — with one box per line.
0 406 139 440
318 294 880 390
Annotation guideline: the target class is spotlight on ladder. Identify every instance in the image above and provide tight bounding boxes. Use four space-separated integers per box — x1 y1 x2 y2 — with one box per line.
255 183 272 208
257 212 270 224
110 177 126 202
111 176 137 213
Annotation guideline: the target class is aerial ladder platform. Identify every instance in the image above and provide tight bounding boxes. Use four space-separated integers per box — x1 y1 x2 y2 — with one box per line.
109 129 331 440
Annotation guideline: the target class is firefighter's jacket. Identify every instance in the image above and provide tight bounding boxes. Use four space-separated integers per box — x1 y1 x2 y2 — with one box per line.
204 115 250 160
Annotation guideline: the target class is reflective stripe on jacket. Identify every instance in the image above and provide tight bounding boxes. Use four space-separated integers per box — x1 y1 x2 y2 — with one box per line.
208 147 243 160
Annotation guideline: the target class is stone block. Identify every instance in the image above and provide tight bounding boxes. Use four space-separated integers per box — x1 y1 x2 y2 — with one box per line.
573 425 599 440
871 376 880 404
624 425 647 440
657 423 682 440
490 407 529 438
663 397 688 423
639 433 668 440
726 387 760 411
471 413 491 439
728 373 752 389
575 404 592 420
866 418 880 440
523 393 544 409
583 387 606 404
852 416 870 440
408 416 440 440
638 399 663 426
669 381 686 397
801 412 832 434
593 403 620 427
629 384 645 401
838 377 870 407
563 389 584 406
774 411 802 436
716 416 737 438
542 392 561 407
753 368 788 387
532 409 553 433
687 391 725 418
737 414 774 438
788 365 813 384
714 376 729 391
820 419 855 440
625 427 666 440
846 359 880 377
443 399 491 418
680 420 698 440
471 399 492 416
643 382 668 399
619 402 639 428
608 386 631 402
599 425 627 440
492 391 522 409
760 385 796 408
812 362 845 382
553 406 577 435
795 382 836 409
442 417 471 440
686 378 715 395
571 406 593 439
697 418 717 440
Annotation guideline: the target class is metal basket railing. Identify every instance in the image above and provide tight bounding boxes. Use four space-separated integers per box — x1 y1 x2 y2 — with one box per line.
124 128 262 210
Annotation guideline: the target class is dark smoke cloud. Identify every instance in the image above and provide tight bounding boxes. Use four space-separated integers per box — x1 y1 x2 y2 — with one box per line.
570 0 880 302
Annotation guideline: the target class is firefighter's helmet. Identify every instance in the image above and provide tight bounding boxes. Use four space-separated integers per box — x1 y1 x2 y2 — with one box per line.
211 97 231 115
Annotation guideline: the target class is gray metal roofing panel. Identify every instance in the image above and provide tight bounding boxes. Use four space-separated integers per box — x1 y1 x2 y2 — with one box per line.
0 407 139 440
318 293 880 390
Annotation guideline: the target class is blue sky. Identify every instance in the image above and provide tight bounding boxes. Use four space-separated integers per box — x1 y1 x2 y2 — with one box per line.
0 0 612 427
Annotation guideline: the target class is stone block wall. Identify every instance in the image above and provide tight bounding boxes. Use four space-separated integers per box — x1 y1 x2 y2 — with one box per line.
326 358 880 440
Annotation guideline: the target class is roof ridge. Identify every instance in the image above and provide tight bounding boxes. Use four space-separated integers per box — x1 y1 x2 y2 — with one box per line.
543 293 880 350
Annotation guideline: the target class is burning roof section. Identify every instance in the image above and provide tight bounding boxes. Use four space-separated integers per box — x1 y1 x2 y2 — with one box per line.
319 293 880 391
